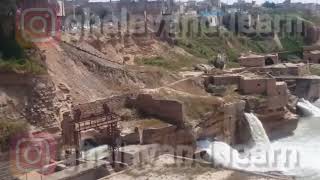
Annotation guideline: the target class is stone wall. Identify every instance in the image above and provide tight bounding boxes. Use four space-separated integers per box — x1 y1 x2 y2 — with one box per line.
238 54 279 67
303 45 320 63
204 75 241 87
287 64 309 76
303 51 320 63
267 82 288 109
249 63 309 76
128 94 185 127
195 100 245 145
140 125 195 146
223 100 246 145
72 95 129 121
239 56 265 67
0 73 63 130
239 78 276 95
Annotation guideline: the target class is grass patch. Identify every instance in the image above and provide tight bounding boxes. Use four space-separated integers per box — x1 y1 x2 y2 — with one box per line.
176 30 279 65
310 65 320 76
135 53 204 71
135 56 171 69
280 36 303 52
0 58 46 74
0 119 29 152
226 61 240 68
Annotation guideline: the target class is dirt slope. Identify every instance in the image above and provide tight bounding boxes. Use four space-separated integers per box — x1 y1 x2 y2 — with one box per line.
38 41 123 103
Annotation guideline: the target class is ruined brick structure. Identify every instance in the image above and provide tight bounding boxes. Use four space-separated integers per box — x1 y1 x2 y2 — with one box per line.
128 94 185 127
205 73 297 140
238 53 279 67
303 45 320 63
248 63 309 76
205 73 288 109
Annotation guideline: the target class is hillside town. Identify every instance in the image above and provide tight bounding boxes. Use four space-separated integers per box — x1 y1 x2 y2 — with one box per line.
1 0 320 180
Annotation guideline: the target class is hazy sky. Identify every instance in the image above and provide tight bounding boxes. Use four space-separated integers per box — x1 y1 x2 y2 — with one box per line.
88 0 320 5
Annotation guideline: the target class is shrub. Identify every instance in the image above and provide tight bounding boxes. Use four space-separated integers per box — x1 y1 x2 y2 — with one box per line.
0 58 46 74
0 119 29 152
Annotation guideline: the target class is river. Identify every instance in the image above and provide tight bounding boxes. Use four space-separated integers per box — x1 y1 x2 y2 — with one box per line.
197 99 320 180
271 116 320 179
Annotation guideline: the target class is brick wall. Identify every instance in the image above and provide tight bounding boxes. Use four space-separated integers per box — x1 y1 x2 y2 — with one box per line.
210 75 241 86
72 95 129 121
239 54 278 67
239 78 272 95
303 51 320 63
128 94 184 127
239 56 265 67
267 82 288 108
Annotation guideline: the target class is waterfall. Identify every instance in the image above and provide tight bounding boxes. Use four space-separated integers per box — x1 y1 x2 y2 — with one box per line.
244 113 270 148
297 98 320 117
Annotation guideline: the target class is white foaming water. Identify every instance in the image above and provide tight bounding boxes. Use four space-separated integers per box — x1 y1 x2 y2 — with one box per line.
198 106 320 179
244 113 270 148
81 145 110 161
313 98 320 108
297 98 320 117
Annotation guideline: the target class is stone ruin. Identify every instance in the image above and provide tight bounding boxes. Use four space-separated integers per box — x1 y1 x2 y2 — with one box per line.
303 45 320 63
204 72 298 140
238 53 279 67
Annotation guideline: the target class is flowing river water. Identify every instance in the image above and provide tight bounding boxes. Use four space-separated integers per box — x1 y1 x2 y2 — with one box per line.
197 99 320 180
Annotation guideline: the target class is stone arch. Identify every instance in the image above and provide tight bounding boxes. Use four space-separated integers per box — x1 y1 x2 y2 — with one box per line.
265 57 274 65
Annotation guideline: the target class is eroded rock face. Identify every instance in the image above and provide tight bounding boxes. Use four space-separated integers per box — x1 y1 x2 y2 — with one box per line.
196 100 246 145
26 78 59 128
0 73 71 130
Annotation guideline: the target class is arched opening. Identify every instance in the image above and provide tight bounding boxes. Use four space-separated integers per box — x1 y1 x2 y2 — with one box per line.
265 57 274 65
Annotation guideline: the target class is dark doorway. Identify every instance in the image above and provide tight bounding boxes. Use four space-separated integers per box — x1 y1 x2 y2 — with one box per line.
265 57 274 65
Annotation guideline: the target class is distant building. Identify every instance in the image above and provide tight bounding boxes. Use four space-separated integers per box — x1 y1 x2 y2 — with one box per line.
199 10 223 27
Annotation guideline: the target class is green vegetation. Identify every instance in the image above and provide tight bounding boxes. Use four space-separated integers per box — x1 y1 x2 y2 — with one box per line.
310 65 320 76
0 37 24 59
175 25 280 66
0 31 46 74
280 36 303 52
279 36 304 60
0 58 46 74
135 52 205 71
0 119 29 152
